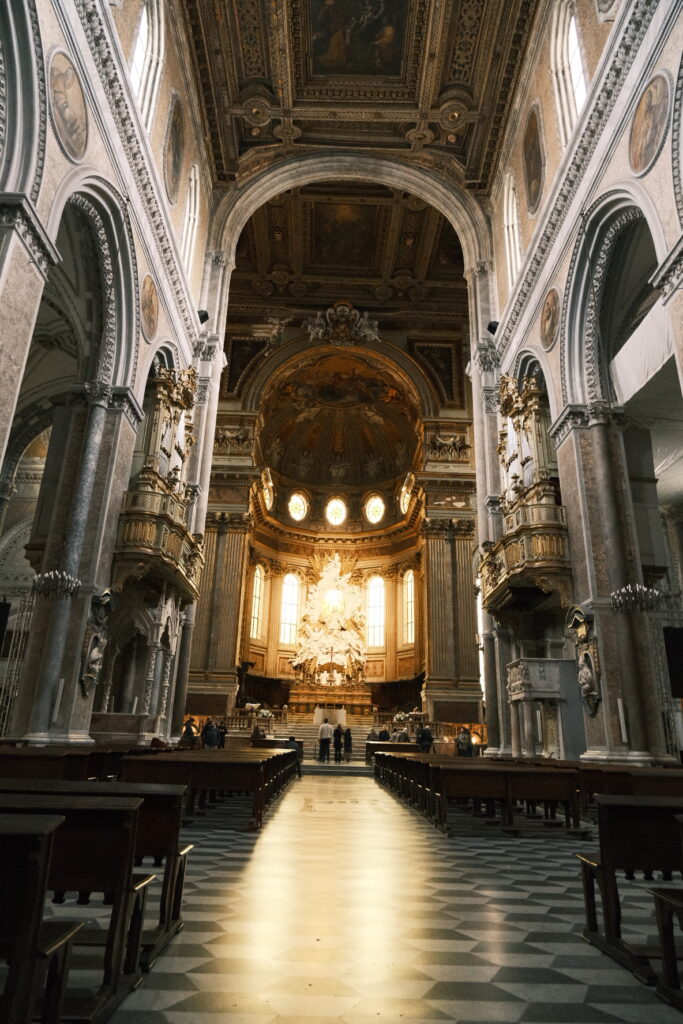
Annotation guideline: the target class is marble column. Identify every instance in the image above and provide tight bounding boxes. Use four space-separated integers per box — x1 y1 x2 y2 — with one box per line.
509 699 522 758
422 518 456 685
191 338 225 535
521 701 536 757
171 606 196 737
14 383 112 742
143 641 163 716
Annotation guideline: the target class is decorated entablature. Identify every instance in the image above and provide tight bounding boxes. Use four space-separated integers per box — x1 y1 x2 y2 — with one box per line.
479 372 572 615
112 366 204 603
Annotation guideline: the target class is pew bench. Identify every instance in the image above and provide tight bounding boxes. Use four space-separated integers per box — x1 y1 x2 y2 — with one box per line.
0 794 156 1023
577 794 683 984
0 778 190 971
0 813 84 1024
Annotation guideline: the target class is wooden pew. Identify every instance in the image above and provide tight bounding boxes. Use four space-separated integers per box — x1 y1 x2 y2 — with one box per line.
0 794 156 1023
120 749 297 828
365 741 419 765
577 794 683 984
647 814 683 1009
0 748 92 781
0 813 83 1024
0 778 190 971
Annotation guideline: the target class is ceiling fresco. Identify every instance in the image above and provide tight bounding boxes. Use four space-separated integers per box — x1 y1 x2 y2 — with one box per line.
257 350 420 487
183 0 538 189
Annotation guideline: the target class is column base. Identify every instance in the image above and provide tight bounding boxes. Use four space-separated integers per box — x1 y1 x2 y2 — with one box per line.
14 730 95 747
580 746 659 766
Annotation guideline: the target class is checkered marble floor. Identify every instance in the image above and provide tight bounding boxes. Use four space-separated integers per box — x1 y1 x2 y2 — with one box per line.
105 774 683 1024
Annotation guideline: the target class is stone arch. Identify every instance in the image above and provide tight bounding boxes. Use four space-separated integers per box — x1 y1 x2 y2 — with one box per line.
46 175 139 390
0 0 46 200
210 154 491 300
512 348 560 421
561 186 668 406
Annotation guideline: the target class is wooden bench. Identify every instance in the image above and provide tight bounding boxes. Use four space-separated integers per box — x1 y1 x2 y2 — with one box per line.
0 813 83 1024
577 794 683 984
120 749 297 829
0 794 156 1023
0 778 190 971
365 741 419 765
0 748 92 781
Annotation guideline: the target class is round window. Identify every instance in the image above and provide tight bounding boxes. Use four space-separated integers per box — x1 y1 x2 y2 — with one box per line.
364 495 385 524
288 492 308 521
325 497 347 526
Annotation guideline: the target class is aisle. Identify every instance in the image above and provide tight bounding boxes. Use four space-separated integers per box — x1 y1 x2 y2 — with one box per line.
110 775 681 1024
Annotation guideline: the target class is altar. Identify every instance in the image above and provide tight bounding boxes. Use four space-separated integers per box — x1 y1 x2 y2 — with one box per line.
313 707 347 726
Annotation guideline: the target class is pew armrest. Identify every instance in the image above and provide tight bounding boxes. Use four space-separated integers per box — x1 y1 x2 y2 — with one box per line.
38 920 84 958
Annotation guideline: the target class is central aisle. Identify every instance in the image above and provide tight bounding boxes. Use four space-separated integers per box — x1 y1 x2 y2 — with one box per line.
110 775 681 1024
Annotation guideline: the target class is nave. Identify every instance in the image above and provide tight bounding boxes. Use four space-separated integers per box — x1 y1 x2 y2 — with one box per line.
99 775 681 1024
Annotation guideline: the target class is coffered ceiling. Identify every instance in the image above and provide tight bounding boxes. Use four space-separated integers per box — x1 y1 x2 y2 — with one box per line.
184 0 538 190
226 180 469 333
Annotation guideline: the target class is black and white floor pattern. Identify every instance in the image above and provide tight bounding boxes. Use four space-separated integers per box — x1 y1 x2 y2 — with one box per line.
103 774 683 1024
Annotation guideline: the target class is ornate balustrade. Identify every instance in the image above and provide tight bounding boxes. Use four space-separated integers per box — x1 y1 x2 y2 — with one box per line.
480 500 572 612
113 481 204 602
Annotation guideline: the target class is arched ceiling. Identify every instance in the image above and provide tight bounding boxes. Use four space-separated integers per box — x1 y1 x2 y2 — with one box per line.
259 348 420 488
184 0 537 192
228 181 467 333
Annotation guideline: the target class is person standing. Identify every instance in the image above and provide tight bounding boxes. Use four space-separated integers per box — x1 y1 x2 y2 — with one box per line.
417 723 433 754
318 718 333 762
456 726 474 757
343 726 353 763
182 716 197 748
378 725 390 741
202 718 219 749
333 722 344 763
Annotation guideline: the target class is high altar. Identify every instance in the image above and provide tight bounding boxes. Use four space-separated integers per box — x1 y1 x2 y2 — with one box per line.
288 555 374 713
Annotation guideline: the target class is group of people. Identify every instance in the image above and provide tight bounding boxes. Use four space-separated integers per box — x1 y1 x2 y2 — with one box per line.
366 721 434 752
317 719 353 762
181 716 226 749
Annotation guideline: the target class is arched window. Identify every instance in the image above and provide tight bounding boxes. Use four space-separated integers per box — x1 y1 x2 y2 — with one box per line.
403 569 415 645
180 165 199 272
129 0 164 131
250 565 264 639
366 575 385 648
279 573 300 645
503 173 522 289
551 2 588 148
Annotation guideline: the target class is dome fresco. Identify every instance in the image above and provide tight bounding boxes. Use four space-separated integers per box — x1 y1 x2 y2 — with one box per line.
260 349 420 488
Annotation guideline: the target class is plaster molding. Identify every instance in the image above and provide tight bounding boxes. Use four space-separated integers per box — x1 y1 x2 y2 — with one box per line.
28 0 47 203
68 193 117 385
549 404 589 448
0 192 59 279
652 234 683 301
496 0 658 363
110 385 144 428
73 0 198 348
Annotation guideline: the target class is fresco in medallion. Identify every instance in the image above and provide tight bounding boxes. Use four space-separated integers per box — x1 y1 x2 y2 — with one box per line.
164 98 185 204
629 74 670 175
523 107 544 212
310 0 406 76
50 52 88 161
141 275 159 341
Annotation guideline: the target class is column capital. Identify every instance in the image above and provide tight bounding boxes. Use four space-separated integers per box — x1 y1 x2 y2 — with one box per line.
109 386 144 427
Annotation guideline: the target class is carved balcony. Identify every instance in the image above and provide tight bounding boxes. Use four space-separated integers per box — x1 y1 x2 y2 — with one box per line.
480 499 572 613
113 481 204 602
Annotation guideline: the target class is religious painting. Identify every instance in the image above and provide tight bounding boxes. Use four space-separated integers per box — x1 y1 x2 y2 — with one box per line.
164 96 185 204
629 73 670 175
523 107 544 213
313 201 377 265
141 274 159 341
310 0 406 77
540 287 560 349
49 51 88 161
410 340 461 405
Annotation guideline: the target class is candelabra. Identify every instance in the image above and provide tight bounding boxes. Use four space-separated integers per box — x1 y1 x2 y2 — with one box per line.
32 570 82 599
609 583 661 613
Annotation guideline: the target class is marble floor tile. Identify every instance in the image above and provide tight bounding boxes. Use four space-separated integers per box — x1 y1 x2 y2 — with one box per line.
104 775 683 1024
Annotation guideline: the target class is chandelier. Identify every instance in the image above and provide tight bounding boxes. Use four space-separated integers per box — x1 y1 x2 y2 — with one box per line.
32 570 82 600
610 583 661 613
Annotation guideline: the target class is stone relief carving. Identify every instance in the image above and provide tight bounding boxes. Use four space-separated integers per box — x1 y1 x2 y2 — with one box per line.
306 301 380 347
426 432 471 462
79 589 114 698
565 605 601 717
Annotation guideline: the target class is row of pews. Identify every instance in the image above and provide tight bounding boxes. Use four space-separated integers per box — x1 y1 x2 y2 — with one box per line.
375 750 683 1010
0 743 298 1024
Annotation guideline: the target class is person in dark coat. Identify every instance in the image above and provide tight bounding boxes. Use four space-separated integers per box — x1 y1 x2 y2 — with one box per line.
333 723 344 762
343 726 352 763
202 718 219 749
417 724 433 753
378 726 390 741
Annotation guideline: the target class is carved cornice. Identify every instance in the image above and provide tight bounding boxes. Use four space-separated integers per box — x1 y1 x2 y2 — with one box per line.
652 234 683 301
28 0 47 203
74 0 197 345
207 510 253 533
0 193 59 279
110 386 145 428
548 405 589 448
673 49 683 227
497 0 658 362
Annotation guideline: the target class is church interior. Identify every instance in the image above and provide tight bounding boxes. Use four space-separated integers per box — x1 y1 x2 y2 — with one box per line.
1 0 683 1021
